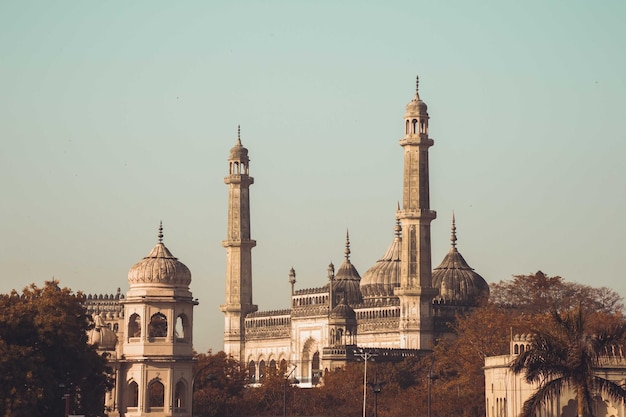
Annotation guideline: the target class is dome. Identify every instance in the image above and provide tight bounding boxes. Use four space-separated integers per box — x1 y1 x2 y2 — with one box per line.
127 224 192 288
229 126 249 162
325 231 363 306
360 219 402 299
330 299 356 320
405 75 428 115
432 215 489 306
88 314 117 350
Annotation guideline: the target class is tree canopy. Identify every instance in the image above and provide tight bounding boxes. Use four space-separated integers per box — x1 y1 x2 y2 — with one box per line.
0 281 112 417
510 306 626 417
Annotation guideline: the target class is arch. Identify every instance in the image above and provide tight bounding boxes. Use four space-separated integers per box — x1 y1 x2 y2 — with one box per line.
174 380 187 410
127 380 139 408
312 351 321 385
113 323 119 332
148 380 165 409
259 360 267 381
406 119 410 134
514 344 519 354
269 359 277 376
149 312 168 338
301 337 319 384
280 359 287 374
248 360 256 383
128 313 141 339
412 119 418 134
175 313 190 341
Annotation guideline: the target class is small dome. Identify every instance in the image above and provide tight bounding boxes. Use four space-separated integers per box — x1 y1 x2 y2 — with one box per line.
432 215 489 306
128 224 192 288
330 300 356 320
229 126 249 162
327 231 363 305
360 219 402 299
405 75 428 116
88 314 117 350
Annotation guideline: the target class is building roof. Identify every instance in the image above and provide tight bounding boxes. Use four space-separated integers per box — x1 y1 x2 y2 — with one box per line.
432 214 489 306
360 217 402 300
127 223 192 288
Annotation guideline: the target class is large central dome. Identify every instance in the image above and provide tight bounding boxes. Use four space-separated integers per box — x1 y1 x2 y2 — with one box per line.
127 223 191 288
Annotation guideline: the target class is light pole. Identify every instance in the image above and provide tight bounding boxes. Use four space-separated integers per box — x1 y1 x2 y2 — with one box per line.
367 377 386 417
283 365 298 417
354 349 377 417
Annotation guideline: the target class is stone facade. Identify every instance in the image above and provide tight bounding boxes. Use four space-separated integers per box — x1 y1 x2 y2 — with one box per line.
484 335 626 417
222 77 490 386
85 224 197 417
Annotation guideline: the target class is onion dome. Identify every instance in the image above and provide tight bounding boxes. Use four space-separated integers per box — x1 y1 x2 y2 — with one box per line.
229 125 249 162
405 75 428 115
87 313 118 350
127 223 192 288
360 216 402 299
329 231 363 305
432 214 489 306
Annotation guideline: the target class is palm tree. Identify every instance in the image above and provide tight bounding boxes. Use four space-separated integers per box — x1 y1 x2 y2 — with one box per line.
510 306 626 417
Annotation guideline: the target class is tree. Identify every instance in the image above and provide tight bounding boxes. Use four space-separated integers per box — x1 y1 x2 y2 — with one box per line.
0 280 111 417
490 271 624 314
510 306 626 417
192 351 249 417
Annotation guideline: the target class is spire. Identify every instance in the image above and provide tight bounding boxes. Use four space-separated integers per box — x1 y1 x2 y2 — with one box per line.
158 221 164 243
450 212 457 249
237 124 242 146
415 75 420 99
344 229 351 261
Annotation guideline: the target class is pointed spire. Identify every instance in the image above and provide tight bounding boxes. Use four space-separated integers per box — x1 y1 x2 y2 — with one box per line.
344 229 351 261
416 75 420 96
158 221 164 243
237 124 242 145
450 212 457 249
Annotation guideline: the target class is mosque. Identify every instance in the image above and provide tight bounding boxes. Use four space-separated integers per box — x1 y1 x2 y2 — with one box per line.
220 76 489 386
80 76 490 415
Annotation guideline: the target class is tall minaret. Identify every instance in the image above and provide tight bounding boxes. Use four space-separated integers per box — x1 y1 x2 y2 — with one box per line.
221 126 257 362
394 76 439 350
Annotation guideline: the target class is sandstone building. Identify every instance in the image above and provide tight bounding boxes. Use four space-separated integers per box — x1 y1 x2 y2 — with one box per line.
221 77 490 386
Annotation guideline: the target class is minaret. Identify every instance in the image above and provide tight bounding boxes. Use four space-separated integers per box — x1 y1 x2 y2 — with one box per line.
221 126 257 362
394 76 438 350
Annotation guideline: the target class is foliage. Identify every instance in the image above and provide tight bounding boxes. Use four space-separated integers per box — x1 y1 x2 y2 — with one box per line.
193 350 248 417
510 306 626 417
490 271 624 314
0 280 112 417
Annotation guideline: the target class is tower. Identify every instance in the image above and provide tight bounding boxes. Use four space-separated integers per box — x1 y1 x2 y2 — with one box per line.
395 76 439 349
119 223 196 416
221 126 257 362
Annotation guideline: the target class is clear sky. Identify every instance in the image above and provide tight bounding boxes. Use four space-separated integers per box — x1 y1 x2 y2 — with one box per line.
1 0 625 353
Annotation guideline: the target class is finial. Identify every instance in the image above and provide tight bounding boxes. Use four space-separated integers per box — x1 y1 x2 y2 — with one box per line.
158 221 164 243
416 75 419 95
237 125 242 145
394 217 402 238
344 229 351 261
450 212 457 248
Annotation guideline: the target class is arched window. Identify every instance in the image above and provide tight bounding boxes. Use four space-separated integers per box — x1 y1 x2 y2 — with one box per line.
412 119 418 134
259 360 266 380
280 359 287 374
406 120 410 134
149 312 167 338
269 359 277 376
312 352 321 385
248 361 256 383
174 380 186 410
128 313 141 339
175 314 189 341
127 381 139 408
148 380 165 409
113 323 119 332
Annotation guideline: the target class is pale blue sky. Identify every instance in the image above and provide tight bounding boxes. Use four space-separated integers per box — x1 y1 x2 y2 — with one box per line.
1 1 625 352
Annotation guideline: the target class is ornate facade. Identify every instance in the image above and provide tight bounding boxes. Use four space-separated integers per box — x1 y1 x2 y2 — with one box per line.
85 224 197 416
484 335 626 417
222 77 490 386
